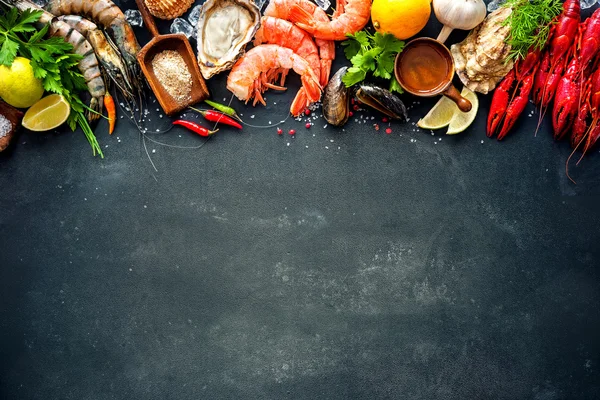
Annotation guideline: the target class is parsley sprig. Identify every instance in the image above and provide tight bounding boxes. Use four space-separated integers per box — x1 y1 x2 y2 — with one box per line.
0 7 103 157
341 31 404 93
503 0 562 62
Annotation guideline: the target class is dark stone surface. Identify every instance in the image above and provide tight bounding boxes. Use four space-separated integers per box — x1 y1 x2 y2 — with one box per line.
1 1 599 399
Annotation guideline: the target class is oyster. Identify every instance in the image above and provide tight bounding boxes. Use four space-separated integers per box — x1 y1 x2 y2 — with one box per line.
450 6 513 94
196 0 261 80
145 0 194 20
323 67 350 126
355 84 407 120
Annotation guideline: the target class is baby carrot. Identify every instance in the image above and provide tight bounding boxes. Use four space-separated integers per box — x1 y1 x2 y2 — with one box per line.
104 93 116 134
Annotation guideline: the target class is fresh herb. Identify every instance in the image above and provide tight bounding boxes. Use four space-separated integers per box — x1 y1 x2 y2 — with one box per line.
0 7 103 157
503 0 562 62
341 31 405 94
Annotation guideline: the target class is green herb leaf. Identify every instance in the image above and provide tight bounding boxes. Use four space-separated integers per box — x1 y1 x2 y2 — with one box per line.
0 38 19 66
341 38 362 60
343 66 367 87
389 77 403 94
346 31 370 48
373 32 404 54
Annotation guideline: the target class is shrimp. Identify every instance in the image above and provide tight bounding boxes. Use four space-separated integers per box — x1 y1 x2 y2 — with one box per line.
43 0 142 91
10 0 105 120
57 15 135 101
227 44 322 116
264 0 334 86
287 0 371 41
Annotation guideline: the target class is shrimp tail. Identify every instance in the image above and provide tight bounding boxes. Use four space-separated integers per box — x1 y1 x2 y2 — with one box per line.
288 4 316 33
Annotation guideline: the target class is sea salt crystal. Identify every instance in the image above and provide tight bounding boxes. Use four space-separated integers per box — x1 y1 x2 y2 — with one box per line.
0 114 12 139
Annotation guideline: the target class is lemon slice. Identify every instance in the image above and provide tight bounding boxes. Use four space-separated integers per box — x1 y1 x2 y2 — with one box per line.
447 87 478 135
416 96 457 130
22 94 70 132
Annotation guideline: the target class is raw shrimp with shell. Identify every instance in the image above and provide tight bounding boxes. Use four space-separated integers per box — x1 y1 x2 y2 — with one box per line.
226 44 322 116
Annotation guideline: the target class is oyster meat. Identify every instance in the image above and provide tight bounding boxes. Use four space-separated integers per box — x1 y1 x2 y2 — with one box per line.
450 6 513 94
196 0 260 80
145 0 195 20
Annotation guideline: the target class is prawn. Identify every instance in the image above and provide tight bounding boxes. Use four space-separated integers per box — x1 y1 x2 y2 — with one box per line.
43 0 142 92
264 0 334 86
287 0 371 41
10 0 105 120
254 16 322 110
58 15 135 101
227 44 322 117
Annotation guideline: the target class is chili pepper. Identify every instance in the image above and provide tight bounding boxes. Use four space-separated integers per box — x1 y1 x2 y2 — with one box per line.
104 93 116 134
203 100 241 121
173 120 218 137
190 107 242 129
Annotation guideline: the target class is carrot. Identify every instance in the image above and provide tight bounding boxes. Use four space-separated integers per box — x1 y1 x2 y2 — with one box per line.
104 93 116 134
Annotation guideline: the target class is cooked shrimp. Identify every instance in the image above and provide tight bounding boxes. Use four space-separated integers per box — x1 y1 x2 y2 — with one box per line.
288 0 371 41
227 44 322 116
44 0 142 90
264 0 334 86
11 0 105 120
58 15 135 100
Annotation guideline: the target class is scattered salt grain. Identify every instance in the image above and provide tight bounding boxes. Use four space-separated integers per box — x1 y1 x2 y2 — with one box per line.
0 114 12 139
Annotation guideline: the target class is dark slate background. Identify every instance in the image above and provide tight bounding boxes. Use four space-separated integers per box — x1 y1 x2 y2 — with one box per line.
1 1 599 399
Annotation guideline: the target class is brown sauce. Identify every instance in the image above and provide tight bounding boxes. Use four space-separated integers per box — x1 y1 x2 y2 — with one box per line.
398 42 451 94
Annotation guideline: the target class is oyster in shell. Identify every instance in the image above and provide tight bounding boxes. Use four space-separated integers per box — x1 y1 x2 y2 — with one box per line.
145 0 195 20
196 0 261 80
450 6 513 94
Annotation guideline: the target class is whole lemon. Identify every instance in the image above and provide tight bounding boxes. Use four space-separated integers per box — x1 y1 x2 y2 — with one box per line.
371 0 432 40
0 57 45 108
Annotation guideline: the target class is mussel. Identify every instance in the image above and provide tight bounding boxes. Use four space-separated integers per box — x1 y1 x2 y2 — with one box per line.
322 67 350 127
355 84 408 120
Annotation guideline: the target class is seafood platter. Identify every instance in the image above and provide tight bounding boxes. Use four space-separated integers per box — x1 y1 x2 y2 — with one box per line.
0 0 599 179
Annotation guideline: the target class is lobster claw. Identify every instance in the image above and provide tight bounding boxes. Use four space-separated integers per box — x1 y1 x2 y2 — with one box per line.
552 58 581 140
487 69 514 137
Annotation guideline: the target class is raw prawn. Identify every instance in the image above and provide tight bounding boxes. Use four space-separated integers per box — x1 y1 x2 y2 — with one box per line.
43 0 141 87
264 0 334 86
287 0 371 41
58 15 135 100
226 44 322 116
10 0 105 120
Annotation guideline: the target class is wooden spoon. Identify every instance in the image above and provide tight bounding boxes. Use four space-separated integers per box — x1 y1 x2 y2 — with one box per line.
134 0 209 116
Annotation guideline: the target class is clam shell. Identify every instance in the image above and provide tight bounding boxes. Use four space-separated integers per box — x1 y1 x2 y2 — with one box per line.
196 0 261 79
145 0 194 20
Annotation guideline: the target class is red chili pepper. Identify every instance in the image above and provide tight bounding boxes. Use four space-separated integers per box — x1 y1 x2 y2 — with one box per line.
173 120 218 137
193 108 242 129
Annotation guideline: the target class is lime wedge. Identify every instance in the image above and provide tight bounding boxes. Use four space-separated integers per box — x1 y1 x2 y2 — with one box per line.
447 87 478 135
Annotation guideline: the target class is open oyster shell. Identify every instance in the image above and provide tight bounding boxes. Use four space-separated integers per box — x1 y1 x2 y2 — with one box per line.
196 0 261 80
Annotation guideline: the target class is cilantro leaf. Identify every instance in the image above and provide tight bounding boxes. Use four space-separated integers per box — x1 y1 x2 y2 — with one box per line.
0 38 19 66
373 32 404 53
346 31 370 48
341 39 362 60
374 50 396 79
351 47 381 72
343 67 367 87
11 9 42 33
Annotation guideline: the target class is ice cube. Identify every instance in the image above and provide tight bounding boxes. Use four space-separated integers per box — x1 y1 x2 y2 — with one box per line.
581 0 597 9
125 9 143 27
314 0 331 10
30 0 47 6
254 0 268 11
187 4 202 27
487 0 503 12
170 18 195 39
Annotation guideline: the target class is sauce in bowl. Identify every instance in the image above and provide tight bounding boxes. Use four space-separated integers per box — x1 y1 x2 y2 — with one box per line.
396 40 453 94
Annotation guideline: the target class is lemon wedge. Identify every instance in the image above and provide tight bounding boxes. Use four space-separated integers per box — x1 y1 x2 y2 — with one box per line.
22 94 71 132
417 87 479 134
447 87 479 135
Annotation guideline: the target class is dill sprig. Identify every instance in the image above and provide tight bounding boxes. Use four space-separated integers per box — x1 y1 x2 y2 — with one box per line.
503 0 562 62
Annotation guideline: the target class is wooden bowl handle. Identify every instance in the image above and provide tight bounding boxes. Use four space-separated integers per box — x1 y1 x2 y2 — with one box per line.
443 85 472 113
134 0 160 38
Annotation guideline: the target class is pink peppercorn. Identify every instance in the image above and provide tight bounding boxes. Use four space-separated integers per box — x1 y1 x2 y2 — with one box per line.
385 128 392 134
277 128 283 135
382 117 389 123
304 109 311 116
305 123 311 129
349 111 354 117
289 129 296 135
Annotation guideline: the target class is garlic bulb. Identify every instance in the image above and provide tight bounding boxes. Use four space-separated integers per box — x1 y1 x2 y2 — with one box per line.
433 0 487 43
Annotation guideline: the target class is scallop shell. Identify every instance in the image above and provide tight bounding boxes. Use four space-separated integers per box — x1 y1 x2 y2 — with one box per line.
196 0 261 79
145 0 194 20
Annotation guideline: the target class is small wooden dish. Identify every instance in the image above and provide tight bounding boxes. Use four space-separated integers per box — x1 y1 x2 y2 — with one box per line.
135 0 210 116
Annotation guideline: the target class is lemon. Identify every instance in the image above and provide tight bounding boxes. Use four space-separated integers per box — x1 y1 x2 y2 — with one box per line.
22 94 71 132
0 57 45 108
417 87 479 134
447 87 478 135
417 96 457 130
371 0 431 40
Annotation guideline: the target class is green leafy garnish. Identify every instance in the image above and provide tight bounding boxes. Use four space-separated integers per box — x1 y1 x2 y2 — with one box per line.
0 8 102 157
341 31 404 93
503 0 562 62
